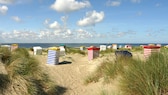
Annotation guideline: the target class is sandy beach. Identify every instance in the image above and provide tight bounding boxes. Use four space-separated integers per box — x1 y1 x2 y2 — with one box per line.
33 51 144 95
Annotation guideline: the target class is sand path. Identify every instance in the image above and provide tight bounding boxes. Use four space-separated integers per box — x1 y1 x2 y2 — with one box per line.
35 53 117 95
35 52 143 95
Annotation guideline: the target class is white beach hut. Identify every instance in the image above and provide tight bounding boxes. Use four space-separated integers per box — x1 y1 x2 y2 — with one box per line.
59 46 66 56
33 46 42 55
1 45 11 50
100 45 107 51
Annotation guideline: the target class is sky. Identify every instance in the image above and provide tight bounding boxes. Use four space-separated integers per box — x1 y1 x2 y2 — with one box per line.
0 0 168 43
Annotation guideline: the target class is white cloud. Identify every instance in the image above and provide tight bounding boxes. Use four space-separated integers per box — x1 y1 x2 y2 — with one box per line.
44 19 50 25
50 0 90 13
106 1 121 7
0 30 38 43
61 15 68 25
11 16 21 22
63 29 73 38
0 5 8 15
111 1 121 6
77 10 104 27
76 29 93 38
0 0 14 4
117 30 136 37
131 0 141 3
49 21 61 29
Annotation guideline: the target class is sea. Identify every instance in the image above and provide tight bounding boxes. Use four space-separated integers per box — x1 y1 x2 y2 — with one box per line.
0 43 168 48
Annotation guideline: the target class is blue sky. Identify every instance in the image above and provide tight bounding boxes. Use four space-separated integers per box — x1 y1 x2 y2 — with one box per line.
0 0 167 43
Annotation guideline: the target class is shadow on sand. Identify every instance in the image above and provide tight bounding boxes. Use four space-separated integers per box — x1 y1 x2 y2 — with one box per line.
47 85 67 95
58 61 72 65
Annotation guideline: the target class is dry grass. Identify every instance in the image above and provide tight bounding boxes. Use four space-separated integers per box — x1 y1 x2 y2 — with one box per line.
0 48 62 95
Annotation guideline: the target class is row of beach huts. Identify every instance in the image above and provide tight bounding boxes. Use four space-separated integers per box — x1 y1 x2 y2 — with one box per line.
0 43 168 65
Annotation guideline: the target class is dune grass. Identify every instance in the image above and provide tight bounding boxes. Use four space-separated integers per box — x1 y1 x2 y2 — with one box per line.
121 52 168 95
66 47 86 55
84 57 130 84
0 47 11 64
0 74 10 93
100 48 114 54
0 48 63 95
85 48 168 95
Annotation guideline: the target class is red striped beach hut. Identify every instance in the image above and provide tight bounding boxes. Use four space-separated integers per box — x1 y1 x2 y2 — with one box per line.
143 45 161 58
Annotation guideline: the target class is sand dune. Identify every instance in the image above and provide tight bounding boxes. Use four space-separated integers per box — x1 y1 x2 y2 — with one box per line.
34 51 143 95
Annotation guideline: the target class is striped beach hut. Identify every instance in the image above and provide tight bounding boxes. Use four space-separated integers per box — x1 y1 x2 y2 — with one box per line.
143 45 161 58
47 47 60 65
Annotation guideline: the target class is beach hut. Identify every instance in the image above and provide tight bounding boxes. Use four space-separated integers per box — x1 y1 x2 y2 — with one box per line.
125 45 132 50
11 44 18 51
156 44 161 47
143 45 161 58
1 45 11 50
100 45 107 51
107 45 112 49
80 46 85 51
112 44 117 49
165 45 168 48
47 47 60 65
59 45 66 56
148 44 155 46
33 46 42 55
88 46 100 60
119 45 122 48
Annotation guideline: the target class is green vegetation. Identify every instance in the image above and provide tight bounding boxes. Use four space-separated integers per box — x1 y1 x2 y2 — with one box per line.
100 49 114 55
121 52 168 95
84 57 132 84
85 49 168 95
0 74 10 93
131 46 143 52
0 48 63 95
66 47 86 55
0 47 11 64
